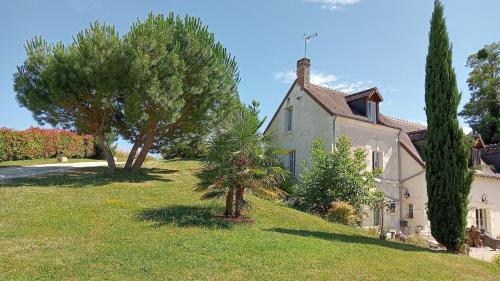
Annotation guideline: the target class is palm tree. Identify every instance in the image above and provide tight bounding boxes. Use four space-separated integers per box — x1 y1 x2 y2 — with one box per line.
196 101 288 218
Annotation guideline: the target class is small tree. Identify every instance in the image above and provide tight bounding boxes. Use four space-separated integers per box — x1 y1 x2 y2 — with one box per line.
196 102 287 218
13 22 125 169
425 0 473 253
295 136 380 217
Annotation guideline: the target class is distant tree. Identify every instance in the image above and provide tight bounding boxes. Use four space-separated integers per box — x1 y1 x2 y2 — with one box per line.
460 42 500 144
424 0 473 253
295 136 380 217
120 13 240 172
196 102 288 218
13 22 125 169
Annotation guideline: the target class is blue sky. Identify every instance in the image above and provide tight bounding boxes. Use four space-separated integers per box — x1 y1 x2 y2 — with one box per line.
1 0 499 150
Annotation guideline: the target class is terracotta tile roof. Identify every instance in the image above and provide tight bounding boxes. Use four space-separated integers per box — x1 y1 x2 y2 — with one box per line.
377 116 426 166
303 83 425 166
269 80 500 179
345 87 383 102
408 129 428 142
303 84 369 121
380 116 427 133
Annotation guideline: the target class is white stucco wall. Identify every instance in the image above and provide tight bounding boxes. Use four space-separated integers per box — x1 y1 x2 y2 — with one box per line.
400 148 428 235
335 116 400 182
335 117 403 231
267 84 333 177
267 84 500 238
399 148 500 237
467 176 500 237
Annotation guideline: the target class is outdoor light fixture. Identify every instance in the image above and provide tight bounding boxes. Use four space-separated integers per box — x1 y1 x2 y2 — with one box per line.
403 189 410 199
482 193 488 204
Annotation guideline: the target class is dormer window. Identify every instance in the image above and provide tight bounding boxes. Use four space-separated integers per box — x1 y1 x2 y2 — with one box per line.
367 101 377 123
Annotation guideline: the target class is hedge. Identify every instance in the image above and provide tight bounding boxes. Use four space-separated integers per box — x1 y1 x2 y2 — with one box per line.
0 127 95 161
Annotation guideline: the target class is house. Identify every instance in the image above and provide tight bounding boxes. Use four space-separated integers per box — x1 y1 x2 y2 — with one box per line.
266 57 500 237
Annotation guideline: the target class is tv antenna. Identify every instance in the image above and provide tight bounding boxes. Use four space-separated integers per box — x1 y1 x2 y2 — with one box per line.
303 32 318 58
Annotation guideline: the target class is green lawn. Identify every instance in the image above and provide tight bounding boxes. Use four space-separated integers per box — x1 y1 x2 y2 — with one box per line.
0 158 101 168
0 160 498 280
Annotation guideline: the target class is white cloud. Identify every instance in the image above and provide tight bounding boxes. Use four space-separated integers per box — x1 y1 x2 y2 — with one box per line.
273 71 296 84
310 72 338 87
305 0 361 10
273 69 372 93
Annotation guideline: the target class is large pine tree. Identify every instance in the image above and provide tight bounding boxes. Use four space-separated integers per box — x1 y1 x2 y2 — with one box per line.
425 0 473 253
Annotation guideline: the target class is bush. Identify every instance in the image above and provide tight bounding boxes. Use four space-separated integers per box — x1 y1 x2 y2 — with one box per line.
326 201 358 226
0 127 95 161
161 139 208 160
406 234 429 248
294 136 380 215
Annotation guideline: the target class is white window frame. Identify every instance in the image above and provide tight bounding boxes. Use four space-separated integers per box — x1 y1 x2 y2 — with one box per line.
372 150 383 171
367 101 377 123
475 208 488 231
285 106 293 132
408 204 414 219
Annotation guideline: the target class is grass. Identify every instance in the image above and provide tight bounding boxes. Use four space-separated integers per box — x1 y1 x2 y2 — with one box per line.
0 160 499 280
0 158 101 168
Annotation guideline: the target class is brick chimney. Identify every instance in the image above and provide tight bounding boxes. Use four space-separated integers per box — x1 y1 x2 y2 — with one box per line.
296 58 311 88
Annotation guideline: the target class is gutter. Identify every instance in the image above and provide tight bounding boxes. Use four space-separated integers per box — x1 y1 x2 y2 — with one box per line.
397 129 403 232
332 114 337 151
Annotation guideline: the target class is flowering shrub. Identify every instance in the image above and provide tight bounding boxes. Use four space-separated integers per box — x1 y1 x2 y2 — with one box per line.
0 127 95 161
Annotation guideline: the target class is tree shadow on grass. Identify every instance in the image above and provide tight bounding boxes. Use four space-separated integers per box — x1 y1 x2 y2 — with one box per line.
0 167 177 188
266 227 432 252
136 205 232 229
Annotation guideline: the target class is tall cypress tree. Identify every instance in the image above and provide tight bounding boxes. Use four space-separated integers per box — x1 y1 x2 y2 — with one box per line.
425 0 473 253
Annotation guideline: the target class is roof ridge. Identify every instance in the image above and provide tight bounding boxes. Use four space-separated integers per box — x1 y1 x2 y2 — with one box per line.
345 87 378 97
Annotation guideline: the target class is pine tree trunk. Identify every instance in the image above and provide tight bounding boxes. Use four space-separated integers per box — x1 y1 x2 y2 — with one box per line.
98 134 116 170
224 189 234 217
125 135 144 171
234 185 245 218
131 121 158 172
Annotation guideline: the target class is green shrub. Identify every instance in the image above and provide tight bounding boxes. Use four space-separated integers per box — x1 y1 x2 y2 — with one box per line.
326 201 358 226
294 136 381 215
0 127 95 161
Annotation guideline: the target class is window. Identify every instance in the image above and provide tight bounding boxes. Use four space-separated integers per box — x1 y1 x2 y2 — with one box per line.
367 101 377 123
408 204 414 219
475 209 488 230
372 150 383 171
288 150 296 177
374 207 381 226
388 203 396 214
285 107 293 132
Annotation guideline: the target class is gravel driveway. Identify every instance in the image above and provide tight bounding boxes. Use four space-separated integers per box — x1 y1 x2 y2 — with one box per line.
0 162 110 180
